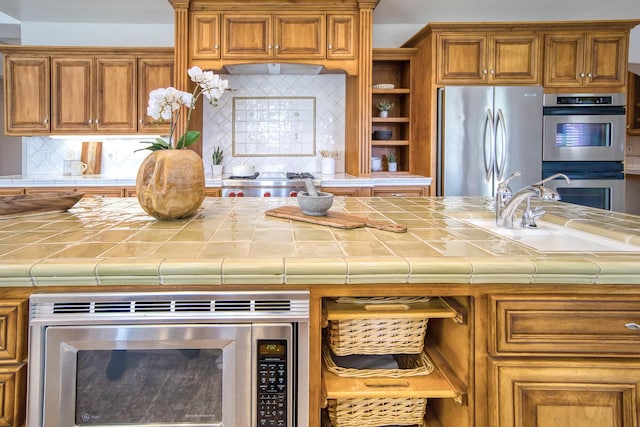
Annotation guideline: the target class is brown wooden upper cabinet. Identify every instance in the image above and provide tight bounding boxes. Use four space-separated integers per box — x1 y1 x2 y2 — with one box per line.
137 57 174 134
437 32 540 85
544 31 628 88
1 47 174 136
223 13 325 59
3 55 50 135
51 56 137 133
190 13 221 60
190 11 355 61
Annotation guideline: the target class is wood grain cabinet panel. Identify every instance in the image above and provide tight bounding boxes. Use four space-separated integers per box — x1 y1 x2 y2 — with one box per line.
0 300 27 363
137 57 174 134
2 56 50 134
51 56 94 133
437 32 540 85
489 295 640 356
275 14 325 59
222 14 272 58
190 13 221 60
220 13 348 61
0 364 26 427
544 31 628 88
95 57 137 132
490 359 640 427
51 56 137 133
327 14 356 59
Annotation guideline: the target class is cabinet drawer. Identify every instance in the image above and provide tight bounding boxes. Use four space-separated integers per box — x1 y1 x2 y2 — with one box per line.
489 295 640 356
0 300 28 363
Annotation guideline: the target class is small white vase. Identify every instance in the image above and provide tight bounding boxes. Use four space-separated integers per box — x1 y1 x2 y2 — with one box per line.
211 164 223 177
388 162 397 172
321 157 336 175
379 110 389 118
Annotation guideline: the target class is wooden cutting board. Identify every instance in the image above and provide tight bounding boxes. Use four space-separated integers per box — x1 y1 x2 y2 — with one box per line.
265 206 407 233
81 141 102 174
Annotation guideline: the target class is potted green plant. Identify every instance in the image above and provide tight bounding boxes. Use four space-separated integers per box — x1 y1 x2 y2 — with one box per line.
387 152 398 172
211 146 224 177
376 100 394 118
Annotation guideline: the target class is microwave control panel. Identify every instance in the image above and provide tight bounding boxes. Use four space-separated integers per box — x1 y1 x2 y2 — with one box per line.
257 339 288 427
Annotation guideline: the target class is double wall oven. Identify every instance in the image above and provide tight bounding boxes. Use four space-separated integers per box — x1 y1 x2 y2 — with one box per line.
27 291 310 427
542 93 626 211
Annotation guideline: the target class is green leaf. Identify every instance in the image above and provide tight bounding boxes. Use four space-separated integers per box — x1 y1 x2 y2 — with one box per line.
134 139 171 152
176 130 201 149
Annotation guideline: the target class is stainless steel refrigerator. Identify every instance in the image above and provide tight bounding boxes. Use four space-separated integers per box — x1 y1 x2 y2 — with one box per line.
436 86 543 196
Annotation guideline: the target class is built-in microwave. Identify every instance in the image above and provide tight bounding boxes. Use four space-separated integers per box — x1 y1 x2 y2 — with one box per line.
26 291 310 427
543 93 626 162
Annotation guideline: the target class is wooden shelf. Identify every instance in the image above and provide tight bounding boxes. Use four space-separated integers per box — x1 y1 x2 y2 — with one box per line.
372 140 410 146
372 88 411 94
372 117 410 123
370 49 416 175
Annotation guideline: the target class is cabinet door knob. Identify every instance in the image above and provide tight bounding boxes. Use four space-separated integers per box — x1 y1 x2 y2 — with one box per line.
625 322 640 330
95 119 100 124
328 44 333 50
214 44 219 49
274 44 279 50
139 119 143 124
88 119 93 124
43 118 49 124
587 73 593 78
490 69 495 74
580 72 586 78
483 69 488 74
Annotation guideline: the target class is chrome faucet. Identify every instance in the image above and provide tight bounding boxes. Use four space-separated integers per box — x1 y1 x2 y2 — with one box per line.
496 172 571 229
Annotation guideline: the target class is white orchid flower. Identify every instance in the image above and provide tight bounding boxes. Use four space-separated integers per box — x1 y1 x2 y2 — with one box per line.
142 67 230 150
146 87 193 121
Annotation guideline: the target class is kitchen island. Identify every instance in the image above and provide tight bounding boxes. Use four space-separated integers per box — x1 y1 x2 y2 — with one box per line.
1 195 640 427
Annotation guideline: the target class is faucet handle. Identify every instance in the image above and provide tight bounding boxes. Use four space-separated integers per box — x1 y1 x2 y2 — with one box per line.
534 173 571 186
499 171 521 188
496 171 521 204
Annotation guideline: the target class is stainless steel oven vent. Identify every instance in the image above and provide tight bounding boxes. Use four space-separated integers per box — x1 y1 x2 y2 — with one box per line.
30 291 310 324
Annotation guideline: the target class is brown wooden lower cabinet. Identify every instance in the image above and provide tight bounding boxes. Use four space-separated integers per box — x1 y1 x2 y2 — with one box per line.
490 360 640 427
373 186 428 197
0 189 24 196
0 363 26 427
2 283 639 426
321 186 372 197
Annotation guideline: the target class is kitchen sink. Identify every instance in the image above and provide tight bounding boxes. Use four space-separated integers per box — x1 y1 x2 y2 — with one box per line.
462 218 640 252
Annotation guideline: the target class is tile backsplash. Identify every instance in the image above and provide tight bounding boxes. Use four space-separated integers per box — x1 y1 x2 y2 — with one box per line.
23 74 346 177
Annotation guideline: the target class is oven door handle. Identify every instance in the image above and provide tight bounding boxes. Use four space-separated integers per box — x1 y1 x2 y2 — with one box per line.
483 108 495 182
495 108 507 181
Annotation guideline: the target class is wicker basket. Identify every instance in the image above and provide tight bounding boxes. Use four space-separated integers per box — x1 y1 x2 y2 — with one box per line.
327 317 429 356
325 297 431 356
323 346 435 378
323 412 427 427
327 397 427 427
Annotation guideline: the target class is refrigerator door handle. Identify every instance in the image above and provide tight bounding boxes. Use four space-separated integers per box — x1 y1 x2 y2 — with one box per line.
495 108 508 181
483 108 495 182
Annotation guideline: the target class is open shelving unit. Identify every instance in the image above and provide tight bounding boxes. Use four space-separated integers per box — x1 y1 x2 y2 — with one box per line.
371 48 417 175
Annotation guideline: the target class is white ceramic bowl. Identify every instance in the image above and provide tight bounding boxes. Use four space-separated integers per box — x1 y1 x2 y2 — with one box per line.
232 165 255 177
297 191 334 216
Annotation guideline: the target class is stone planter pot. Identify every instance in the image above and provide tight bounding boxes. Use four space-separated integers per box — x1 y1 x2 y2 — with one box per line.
136 149 205 220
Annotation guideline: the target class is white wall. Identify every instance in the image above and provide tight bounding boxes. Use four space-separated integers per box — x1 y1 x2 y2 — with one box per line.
21 22 173 46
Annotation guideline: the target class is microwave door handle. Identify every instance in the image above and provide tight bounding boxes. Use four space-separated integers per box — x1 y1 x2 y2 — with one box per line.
495 108 507 181
483 108 495 182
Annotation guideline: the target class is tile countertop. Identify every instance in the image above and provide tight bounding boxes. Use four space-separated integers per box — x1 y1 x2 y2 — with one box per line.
0 196 639 287
0 173 433 188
